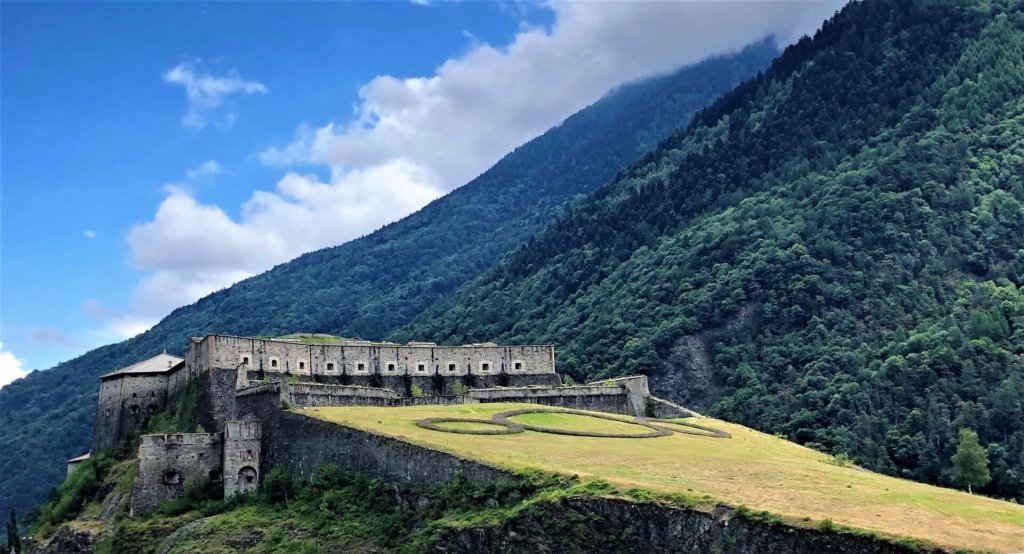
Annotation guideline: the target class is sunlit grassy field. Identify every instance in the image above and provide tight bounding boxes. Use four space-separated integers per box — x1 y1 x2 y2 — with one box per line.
301 403 1024 552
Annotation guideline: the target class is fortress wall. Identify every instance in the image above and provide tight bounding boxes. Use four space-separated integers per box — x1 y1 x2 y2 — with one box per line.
132 433 222 515
197 367 238 434
309 343 341 379
197 335 555 381
165 363 189 405
223 421 262 497
92 378 125 453
286 383 394 407
470 388 632 415
467 377 652 417
263 410 516 488
92 373 171 453
503 345 556 376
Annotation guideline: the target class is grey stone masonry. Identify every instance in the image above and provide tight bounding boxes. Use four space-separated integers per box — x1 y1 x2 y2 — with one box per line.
91 353 186 454
223 421 262 497
185 334 556 391
132 433 222 515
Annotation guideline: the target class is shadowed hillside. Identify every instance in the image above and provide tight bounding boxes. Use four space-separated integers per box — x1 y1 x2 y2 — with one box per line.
0 41 778 519
395 0 1024 502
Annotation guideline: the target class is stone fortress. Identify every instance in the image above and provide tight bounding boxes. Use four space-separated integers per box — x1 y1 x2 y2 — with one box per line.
70 334 694 515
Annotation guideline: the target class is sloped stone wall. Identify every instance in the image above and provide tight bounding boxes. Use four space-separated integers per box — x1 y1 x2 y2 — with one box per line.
132 433 222 515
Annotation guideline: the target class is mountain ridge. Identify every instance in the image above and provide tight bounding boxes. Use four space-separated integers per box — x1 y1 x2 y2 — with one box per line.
393 0 1024 501
0 41 779 518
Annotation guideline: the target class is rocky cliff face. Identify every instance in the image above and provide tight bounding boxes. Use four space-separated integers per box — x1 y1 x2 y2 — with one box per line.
433 497 936 554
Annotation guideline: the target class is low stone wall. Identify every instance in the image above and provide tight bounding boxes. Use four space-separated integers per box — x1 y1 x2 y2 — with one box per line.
647 395 701 418
261 410 515 486
244 372 561 396
132 433 222 515
286 382 394 407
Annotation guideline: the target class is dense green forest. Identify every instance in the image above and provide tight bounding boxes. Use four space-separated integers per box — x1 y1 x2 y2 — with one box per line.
396 0 1024 501
0 44 777 519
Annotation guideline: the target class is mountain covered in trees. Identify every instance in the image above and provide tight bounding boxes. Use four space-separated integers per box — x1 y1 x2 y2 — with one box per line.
0 42 778 519
395 0 1024 501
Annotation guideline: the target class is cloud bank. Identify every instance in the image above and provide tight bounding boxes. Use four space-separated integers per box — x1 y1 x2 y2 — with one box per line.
0 343 30 389
123 1 845 337
163 60 267 129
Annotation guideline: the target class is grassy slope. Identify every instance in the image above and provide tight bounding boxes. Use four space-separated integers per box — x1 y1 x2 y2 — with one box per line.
392 0 1024 503
302 404 1024 552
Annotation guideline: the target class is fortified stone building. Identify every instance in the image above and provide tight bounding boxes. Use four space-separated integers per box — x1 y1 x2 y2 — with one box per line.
71 334 692 515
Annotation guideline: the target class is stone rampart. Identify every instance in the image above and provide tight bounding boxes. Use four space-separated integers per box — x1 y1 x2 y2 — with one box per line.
223 421 262 497
262 410 516 487
132 433 222 515
188 334 557 391
285 382 394 407
468 375 652 417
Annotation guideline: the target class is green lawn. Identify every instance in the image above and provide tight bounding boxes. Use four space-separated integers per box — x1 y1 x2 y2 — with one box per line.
506 411 655 434
301 403 1024 553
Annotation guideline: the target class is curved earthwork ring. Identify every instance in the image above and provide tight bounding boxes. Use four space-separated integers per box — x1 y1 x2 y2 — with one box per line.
416 417 525 435
639 417 731 439
492 407 672 439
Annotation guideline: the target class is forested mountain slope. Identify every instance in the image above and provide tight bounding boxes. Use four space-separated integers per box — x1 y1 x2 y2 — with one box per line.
396 0 1024 501
0 42 778 518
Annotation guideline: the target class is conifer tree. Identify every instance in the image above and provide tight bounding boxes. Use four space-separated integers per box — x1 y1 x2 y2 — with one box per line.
5 509 19 554
951 429 990 494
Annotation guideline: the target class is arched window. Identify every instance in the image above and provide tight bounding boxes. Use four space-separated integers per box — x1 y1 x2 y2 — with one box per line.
236 466 258 493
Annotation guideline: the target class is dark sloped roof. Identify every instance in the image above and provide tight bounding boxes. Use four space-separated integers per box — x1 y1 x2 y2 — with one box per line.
99 353 184 379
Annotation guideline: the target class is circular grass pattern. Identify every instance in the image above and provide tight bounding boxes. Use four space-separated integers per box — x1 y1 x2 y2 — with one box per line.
641 418 732 439
493 408 672 439
416 417 524 435
414 408 731 439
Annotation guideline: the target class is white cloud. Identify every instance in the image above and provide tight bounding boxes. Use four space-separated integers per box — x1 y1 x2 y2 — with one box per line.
0 343 30 389
123 1 844 337
83 230 97 239
163 60 267 129
185 160 224 180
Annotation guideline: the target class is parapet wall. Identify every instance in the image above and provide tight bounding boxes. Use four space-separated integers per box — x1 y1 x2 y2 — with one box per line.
469 375 652 417
286 383 394 407
189 335 556 390
263 410 515 486
132 433 222 515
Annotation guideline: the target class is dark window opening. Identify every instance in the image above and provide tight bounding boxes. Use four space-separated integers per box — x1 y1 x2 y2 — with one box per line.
271 359 278 368
417 364 426 372
238 466 258 488
129 405 140 415
482 363 490 372
299 361 305 370
358 363 366 372
514 362 522 370
163 469 181 485
242 356 250 365
327 363 334 372
448 364 456 372
147 403 160 414
388 363 396 371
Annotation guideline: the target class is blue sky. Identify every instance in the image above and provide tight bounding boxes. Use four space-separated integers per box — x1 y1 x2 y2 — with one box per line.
0 1 842 385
